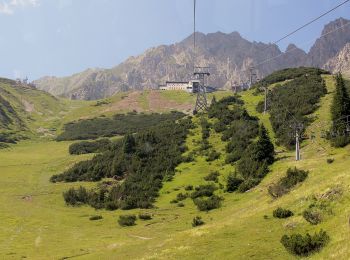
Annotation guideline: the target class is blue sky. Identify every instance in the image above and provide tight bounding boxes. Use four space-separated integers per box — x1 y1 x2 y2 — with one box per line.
0 0 349 80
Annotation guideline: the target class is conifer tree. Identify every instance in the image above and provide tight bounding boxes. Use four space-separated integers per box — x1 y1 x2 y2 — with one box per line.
123 134 136 154
236 124 274 181
331 73 350 127
330 73 350 147
254 124 275 164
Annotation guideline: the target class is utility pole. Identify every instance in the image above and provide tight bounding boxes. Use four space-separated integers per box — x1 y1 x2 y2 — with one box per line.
263 83 268 114
227 57 230 79
233 82 238 94
295 130 300 161
249 67 253 88
193 0 196 72
249 66 256 89
291 122 303 161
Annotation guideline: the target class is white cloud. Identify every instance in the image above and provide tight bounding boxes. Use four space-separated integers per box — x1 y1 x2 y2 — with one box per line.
0 0 39 15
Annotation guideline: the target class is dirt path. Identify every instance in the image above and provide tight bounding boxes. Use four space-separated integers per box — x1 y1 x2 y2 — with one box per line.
103 91 193 113
104 92 143 113
148 91 193 113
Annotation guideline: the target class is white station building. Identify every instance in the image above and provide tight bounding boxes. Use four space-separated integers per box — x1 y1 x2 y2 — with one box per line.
159 80 200 93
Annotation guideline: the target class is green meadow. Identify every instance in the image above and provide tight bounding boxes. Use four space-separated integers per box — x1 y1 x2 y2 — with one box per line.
1 81 350 259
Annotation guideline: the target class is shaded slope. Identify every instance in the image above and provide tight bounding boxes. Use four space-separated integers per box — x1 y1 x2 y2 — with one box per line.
0 77 64 143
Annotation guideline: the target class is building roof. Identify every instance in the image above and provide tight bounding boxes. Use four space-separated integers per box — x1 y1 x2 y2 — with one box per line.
166 81 189 84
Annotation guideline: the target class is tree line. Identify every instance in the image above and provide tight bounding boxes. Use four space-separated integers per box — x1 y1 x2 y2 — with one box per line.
257 72 327 148
56 111 185 141
208 96 275 192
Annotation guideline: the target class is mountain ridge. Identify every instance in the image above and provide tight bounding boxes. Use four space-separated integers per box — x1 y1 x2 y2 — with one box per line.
34 17 350 100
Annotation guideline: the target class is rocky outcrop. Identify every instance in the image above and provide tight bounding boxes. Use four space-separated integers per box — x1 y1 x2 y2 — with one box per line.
34 18 350 100
307 18 350 67
324 43 350 77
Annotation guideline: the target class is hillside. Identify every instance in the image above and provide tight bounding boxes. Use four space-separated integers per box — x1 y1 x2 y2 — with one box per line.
1 69 350 259
1 75 223 148
34 18 350 100
0 78 66 145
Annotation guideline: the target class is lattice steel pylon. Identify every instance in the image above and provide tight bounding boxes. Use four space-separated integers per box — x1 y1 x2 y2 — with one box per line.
193 66 210 114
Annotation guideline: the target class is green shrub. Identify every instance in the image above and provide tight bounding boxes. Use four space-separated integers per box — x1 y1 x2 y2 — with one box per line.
53 118 193 210
280 230 330 256
193 195 223 211
238 179 261 192
57 112 185 141
182 154 195 163
280 167 308 189
105 201 119 211
226 174 244 192
204 171 220 182
118 215 136 226
254 67 328 89
192 216 205 227
303 208 323 225
268 167 308 198
184 185 193 191
200 139 212 151
177 202 185 207
63 186 89 206
138 213 152 220
69 138 111 155
176 193 188 201
200 118 211 140
331 135 350 148
235 125 274 191
213 121 227 132
261 72 327 148
273 207 294 218
326 158 334 164
0 142 10 149
206 150 221 162
191 184 217 199
225 152 241 164
89 215 103 221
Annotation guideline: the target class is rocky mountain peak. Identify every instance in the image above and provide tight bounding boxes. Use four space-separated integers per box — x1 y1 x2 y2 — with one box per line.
324 42 350 76
34 17 350 100
307 17 350 67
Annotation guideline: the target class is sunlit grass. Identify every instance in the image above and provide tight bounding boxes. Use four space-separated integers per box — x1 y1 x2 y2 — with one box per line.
1 79 350 259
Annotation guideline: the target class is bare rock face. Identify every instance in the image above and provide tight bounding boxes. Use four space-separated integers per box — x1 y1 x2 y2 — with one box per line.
283 44 307 67
307 18 350 67
34 18 350 100
324 43 350 77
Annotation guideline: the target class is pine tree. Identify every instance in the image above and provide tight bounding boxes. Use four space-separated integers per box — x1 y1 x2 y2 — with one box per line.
254 124 275 164
331 73 350 127
236 124 274 181
123 134 136 154
330 73 350 147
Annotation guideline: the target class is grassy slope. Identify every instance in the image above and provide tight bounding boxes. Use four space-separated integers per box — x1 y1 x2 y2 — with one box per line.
1 80 350 259
0 80 65 138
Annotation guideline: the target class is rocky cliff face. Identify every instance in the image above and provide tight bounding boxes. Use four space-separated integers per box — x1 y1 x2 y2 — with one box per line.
324 43 350 77
34 18 350 100
307 18 350 67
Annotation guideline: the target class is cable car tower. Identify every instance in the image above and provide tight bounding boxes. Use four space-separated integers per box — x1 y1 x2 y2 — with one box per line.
192 0 209 114
193 66 210 114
